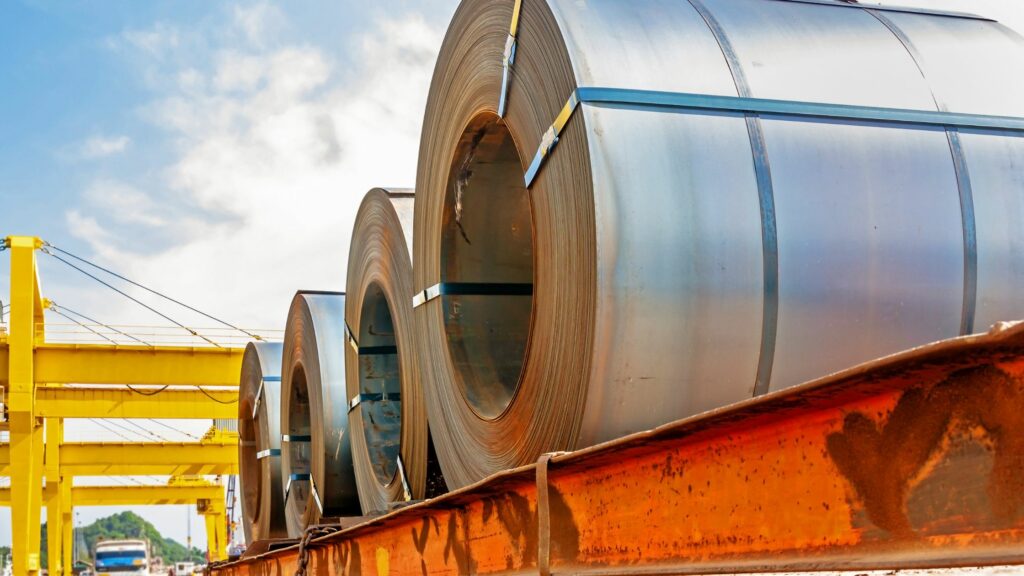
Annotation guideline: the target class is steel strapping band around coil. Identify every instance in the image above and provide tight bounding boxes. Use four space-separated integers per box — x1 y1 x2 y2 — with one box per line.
411 282 534 308
251 376 281 419
282 435 312 443
524 88 1024 187
348 392 402 413
284 473 324 513
497 0 523 117
256 448 281 459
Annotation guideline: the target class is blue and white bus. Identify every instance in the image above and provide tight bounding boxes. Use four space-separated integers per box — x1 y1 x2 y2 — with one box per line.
94 539 150 575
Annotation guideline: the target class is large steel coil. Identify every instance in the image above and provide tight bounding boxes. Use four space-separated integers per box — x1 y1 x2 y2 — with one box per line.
280 291 360 534
345 188 447 513
413 0 1024 487
238 341 287 542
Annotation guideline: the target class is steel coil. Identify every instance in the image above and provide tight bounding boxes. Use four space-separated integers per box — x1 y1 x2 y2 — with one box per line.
345 188 447 513
414 0 1024 487
238 341 287 542
280 291 360 534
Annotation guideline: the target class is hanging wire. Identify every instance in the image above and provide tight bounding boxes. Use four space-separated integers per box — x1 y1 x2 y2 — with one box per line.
42 242 264 341
89 418 135 442
126 384 170 397
148 419 200 441
123 419 169 442
46 303 119 344
49 301 151 346
102 418 153 442
194 385 237 405
40 248 221 347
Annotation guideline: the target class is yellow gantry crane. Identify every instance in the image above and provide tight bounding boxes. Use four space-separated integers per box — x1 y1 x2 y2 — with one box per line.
0 236 246 575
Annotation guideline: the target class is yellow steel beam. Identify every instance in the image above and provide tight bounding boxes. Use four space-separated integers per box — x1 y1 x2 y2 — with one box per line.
0 483 224 506
0 343 245 387
35 385 237 419
0 440 239 476
34 343 243 386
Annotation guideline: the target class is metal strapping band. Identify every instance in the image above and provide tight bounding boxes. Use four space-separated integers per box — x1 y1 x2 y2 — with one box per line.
285 473 311 502
688 0 778 397
867 8 978 336
282 435 312 443
396 454 413 502
348 392 402 413
256 448 281 460
498 0 524 117
412 282 534 308
251 376 280 420
310 475 324 514
536 452 567 576
345 321 398 355
523 87 1024 188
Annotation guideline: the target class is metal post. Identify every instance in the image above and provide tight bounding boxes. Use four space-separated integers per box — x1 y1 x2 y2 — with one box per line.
7 236 45 575
44 417 64 575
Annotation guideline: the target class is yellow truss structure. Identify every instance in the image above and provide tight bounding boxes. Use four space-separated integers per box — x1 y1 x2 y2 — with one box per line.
1 236 245 574
0 477 228 570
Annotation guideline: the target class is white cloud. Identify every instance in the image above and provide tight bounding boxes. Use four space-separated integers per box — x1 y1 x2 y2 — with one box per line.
109 22 181 57
69 12 447 331
78 135 131 159
232 1 283 46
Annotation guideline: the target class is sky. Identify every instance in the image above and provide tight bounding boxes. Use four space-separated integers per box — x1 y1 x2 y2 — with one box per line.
0 0 1021 556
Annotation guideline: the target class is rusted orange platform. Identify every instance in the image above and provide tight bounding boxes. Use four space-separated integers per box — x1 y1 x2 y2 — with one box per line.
214 321 1024 575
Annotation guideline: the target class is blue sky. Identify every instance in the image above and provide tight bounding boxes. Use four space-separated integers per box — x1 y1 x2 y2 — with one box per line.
0 0 1021 557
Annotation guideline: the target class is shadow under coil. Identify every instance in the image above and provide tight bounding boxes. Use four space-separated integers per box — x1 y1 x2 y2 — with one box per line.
238 341 287 542
345 188 447 513
280 291 360 535
414 0 1024 488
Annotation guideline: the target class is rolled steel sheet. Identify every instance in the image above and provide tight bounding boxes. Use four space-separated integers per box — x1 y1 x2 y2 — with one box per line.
414 0 1024 487
280 291 360 535
238 341 287 542
345 188 446 513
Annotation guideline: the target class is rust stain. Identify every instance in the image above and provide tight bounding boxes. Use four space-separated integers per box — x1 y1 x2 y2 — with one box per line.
827 365 1024 538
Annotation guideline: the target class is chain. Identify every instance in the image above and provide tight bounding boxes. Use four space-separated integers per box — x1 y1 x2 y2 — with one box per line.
294 524 340 576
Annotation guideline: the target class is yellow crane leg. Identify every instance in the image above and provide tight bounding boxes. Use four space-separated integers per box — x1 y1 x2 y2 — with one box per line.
201 499 228 563
7 236 45 576
60 480 73 575
44 418 65 575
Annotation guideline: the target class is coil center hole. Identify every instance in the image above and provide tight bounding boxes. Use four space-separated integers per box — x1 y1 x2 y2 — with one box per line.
441 112 534 420
286 364 312 511
358 281 403 484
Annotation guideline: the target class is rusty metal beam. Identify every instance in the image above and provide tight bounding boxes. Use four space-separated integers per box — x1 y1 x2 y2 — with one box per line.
214 322 1024 575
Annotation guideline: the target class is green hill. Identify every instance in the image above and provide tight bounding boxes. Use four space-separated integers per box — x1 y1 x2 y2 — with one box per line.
41 511 205 569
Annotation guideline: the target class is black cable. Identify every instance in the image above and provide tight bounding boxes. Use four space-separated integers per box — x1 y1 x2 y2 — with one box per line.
195 385 237 405
50 302 151 346
126 384 170 396
46 305 119 345
43 242 264 341
41 249 222 348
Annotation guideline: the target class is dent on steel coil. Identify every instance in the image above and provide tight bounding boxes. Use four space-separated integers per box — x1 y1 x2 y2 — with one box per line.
414 0 1024 488
238 341 287 542
345 188 447 513
280 291 360 535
